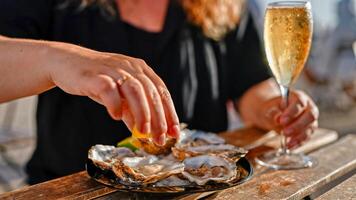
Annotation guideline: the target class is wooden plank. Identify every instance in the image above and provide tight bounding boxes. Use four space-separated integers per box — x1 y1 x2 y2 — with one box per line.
205 134 356 200
292 128 338 154
0 172 117 200
0 128 341 200
315 173 356 200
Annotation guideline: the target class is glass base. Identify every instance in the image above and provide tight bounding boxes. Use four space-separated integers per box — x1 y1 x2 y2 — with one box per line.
255 150 317 170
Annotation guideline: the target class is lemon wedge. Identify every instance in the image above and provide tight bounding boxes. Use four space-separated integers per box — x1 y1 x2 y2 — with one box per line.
117 126 149 151
117 136 141 151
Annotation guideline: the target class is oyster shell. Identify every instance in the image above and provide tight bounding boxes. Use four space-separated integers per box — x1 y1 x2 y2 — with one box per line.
137 137 177 155
173 143 247 161
133 129 225 155
112 155 185 185
154 175 191 187
88 145 135 170
177 130 225 147
182 155 237 185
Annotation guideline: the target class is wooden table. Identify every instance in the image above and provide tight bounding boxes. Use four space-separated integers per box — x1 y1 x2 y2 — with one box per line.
0 127 355 200
315 174 356 200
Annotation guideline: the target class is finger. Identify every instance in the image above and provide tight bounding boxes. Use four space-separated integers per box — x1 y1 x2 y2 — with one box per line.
106 57 180 138
264 105 282 126
84 75 122 120
280 101 305 125
309 98 320 120
121 101 135 131
287 139 301 149
287 132 308 149
120 77 151 134
159 87 180 138
136 74 167 146
283 107 317 137
280 92 308 125
98 66 152 133
141 65 180 138
310 120 318 130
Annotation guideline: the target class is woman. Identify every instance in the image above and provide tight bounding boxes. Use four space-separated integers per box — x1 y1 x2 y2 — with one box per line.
0 0 318 184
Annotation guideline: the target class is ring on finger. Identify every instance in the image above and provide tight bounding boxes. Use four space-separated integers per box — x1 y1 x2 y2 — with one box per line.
117 75 129 86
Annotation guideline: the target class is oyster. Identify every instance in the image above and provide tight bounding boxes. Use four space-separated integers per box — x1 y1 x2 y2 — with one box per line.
155 175 191 187
137 137 177 155
129 124 188 155
133 129 225 155
177 130 225 147
172 144 247 161
172 129 247 161
112 155 185 185
182 155 237 185
88 145 135 170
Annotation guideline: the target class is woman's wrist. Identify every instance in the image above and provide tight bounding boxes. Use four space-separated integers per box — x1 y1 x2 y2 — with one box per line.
27 40 63 91
38 40 85 89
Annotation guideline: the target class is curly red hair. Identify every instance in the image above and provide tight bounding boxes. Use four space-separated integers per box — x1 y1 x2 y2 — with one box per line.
181 0 245 40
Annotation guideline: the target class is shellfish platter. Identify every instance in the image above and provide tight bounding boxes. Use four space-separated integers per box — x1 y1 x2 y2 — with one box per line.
86 129 253 193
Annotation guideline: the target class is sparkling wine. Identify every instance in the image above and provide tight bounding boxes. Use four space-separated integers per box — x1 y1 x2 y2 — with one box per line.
264 4 313 86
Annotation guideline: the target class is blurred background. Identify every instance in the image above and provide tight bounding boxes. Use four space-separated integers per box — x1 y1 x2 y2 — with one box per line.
0 0 355 193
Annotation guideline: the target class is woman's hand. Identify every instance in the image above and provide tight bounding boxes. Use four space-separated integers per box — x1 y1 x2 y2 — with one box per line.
238 79 319 149
258 90 319 149
46 43 180 145
0 36 179 145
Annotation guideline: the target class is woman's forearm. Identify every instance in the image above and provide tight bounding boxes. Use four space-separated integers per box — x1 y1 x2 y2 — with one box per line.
0 36 55 102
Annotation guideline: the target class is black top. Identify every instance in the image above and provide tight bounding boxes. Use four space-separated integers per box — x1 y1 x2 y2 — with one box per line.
0 0 270 184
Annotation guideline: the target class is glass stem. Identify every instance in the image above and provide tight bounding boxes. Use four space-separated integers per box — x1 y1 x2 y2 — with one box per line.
279 85 290 155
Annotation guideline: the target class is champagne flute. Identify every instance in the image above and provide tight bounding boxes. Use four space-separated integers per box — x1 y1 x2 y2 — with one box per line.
255 1 317 170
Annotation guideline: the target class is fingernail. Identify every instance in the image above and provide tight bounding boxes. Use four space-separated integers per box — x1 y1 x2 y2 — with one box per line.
280 116 290 125
155 134 166 146
171 125 180 138
284 127 294 135
111 113 120 121
141 122 150 134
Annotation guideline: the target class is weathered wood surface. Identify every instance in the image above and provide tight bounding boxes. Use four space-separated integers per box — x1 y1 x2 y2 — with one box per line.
0 171 117 200
315 173 356 200
0 128 343 200
205 134 356 200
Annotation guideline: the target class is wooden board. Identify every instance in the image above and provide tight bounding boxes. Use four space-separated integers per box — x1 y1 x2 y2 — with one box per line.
220 127 338 154
315 173 356 200
0 128 343 200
